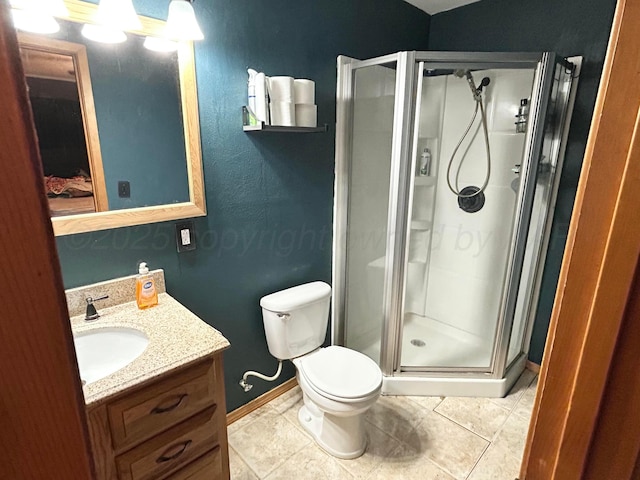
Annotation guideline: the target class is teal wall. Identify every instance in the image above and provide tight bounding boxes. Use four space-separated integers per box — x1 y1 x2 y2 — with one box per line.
429 0 617 364
56 0 430 411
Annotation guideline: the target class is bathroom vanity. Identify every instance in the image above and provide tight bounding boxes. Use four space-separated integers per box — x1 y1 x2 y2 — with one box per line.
67 273 230 480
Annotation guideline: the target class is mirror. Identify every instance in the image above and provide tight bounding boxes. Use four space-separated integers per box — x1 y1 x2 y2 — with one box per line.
18 1 205 236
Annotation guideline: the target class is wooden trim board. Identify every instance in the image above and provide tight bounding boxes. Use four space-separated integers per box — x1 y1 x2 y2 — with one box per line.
525 360 540 375
227 378 298 426
521 0 640 477
0 2 95 477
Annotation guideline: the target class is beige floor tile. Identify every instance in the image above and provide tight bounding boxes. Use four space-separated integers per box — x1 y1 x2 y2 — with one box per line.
269 386 302 415
229 446 259 480
488 369 536 411
467 443 522 480
413 410 489 479
406 395 445 411
336 422 403 479
228 403 277 436
513 378 538 419
366 442 456 480
277 394 313 440
492 411 531 460
435 396 510 440
264 444 354 480
229 408 312 478
365 395 430 445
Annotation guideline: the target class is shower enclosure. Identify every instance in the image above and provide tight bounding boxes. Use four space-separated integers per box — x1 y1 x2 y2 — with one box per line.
332 52 579 396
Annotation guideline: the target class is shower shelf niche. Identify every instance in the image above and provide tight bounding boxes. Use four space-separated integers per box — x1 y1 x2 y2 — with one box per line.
410 220 432 231
368 255 428 269
414 176 436 187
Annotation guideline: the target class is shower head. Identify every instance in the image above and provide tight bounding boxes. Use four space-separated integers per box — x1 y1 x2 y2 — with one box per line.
454 69 490 99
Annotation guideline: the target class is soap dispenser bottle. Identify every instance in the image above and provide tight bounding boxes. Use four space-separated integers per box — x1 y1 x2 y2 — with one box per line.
419 148 432 176
136 262 158 309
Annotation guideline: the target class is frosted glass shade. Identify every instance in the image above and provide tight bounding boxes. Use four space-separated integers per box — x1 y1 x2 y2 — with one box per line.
10 0 68 17
12 9 59 34
94 0 141 31
81 24 127 44
143 36 179 53
165 0 204 41
10 0 67 34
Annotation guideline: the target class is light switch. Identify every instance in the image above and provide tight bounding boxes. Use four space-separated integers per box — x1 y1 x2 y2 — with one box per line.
175 221 196 252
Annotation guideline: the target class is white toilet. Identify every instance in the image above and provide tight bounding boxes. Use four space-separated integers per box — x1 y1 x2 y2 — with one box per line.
260 281 382 459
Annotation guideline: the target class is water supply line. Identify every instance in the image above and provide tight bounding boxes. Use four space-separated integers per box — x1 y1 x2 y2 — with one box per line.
239 360 283 392
446 70 492 199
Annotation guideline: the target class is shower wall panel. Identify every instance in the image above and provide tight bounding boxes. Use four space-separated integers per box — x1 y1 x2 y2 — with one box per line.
423 69 535 342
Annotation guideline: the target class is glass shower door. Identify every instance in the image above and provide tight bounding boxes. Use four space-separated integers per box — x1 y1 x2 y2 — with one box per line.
333 55 400 365
400 64 538 370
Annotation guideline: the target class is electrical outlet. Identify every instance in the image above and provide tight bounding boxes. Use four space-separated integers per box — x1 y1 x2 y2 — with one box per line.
175 221 196 252
118 181 130 198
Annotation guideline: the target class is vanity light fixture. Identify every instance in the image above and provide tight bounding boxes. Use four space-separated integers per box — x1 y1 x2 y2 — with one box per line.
165 0 204 41
143 36 179 53
10 0 68 34
81 0 141 44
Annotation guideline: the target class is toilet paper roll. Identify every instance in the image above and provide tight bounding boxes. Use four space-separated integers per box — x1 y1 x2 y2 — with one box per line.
295 104 317 128
270 101 296 126
294 79 315 104
268 76 295 102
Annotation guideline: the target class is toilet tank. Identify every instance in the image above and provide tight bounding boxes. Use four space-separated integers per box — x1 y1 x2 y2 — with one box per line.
260 281 331 360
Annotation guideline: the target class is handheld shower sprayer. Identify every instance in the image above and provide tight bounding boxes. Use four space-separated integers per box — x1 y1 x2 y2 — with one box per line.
446 69 493 209
454 69 490 100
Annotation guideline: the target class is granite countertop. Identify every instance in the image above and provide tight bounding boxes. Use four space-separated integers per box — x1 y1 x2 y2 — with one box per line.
70 292 230 407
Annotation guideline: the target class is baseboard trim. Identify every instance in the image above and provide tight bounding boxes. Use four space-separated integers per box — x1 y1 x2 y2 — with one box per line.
226 377 298 426
526 360 541 374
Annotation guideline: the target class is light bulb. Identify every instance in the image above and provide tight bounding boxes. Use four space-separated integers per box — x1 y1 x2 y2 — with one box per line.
11 0 68 17
12 9 59 34
143 36 179 53
165 0 204 41
81 24 126 44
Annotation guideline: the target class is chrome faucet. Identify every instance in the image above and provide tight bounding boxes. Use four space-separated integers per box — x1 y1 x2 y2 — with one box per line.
85 295 109 321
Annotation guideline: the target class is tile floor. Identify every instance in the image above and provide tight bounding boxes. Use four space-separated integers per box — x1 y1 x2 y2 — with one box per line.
228 370 537 480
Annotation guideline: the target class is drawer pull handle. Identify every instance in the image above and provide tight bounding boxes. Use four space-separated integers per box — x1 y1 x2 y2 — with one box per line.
151 393 188 414
156 440 192 463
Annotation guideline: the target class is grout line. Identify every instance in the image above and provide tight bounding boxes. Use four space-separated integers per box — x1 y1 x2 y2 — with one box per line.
229 444 263 480
465 440 491 480
432 398 511 442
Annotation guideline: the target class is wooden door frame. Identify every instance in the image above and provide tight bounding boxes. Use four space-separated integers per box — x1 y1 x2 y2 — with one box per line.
0 1 95 478
521 0 640 477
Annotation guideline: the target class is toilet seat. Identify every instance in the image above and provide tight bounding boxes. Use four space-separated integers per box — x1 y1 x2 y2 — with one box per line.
296 346 382 402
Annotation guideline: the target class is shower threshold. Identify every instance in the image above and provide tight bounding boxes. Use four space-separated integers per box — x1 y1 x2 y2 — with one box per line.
382 355 526 398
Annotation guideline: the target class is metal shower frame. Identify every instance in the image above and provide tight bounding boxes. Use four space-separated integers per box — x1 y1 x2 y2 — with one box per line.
332 51 578 387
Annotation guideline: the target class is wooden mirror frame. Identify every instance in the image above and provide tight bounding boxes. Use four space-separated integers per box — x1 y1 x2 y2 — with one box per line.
39 0 205 236
19 33 110 214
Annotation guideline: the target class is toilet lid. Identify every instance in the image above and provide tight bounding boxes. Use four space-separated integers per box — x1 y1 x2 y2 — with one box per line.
298 346 382 399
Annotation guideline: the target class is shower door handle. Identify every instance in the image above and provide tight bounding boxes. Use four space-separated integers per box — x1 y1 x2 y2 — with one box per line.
511 164 521 175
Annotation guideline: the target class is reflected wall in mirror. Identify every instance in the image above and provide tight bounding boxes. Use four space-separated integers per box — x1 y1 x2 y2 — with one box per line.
17 1 205 236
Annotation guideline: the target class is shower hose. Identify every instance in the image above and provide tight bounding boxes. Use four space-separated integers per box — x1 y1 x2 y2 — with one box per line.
446 90 492 198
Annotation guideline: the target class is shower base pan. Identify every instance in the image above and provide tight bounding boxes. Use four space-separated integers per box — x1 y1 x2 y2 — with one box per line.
382 355 526 398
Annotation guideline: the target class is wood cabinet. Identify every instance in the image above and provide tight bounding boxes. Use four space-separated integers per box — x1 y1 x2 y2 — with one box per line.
86 354 229 480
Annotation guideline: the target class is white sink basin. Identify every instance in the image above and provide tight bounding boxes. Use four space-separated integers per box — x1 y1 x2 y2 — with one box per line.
73 327 149 385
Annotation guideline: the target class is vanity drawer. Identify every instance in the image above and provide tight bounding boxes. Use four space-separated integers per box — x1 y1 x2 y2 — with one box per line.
165 447 224 480
115 405 219 480
108 359 217 450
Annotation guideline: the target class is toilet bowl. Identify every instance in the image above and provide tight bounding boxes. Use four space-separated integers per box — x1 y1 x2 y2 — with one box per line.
260 282 383 459
293 345 382 458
